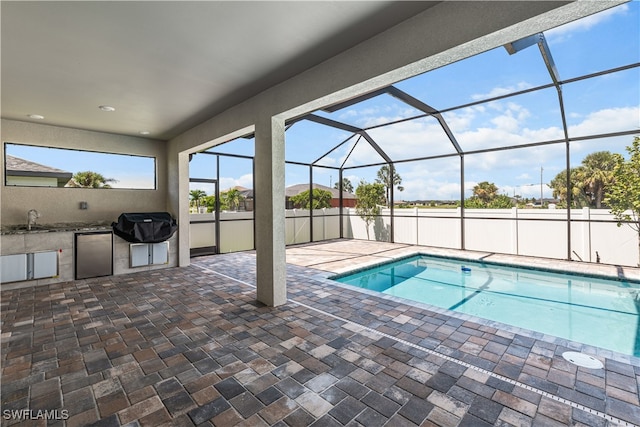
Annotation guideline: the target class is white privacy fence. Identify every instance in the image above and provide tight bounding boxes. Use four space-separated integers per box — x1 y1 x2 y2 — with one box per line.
345 207 639 267
190 207 639 266
189 208 341 253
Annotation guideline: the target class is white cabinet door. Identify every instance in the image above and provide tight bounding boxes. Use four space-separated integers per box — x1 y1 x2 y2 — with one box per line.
151 242 169 265
33 251 58 279
130 244 150 267
1 254 28 283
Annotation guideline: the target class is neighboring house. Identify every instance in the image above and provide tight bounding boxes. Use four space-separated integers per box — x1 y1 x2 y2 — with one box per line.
285 183 357 209
233 186 254 211
216 186 255 211
5 155 72 187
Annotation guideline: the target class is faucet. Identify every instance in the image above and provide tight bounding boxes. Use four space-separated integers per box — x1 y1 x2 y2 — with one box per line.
27 209 40 230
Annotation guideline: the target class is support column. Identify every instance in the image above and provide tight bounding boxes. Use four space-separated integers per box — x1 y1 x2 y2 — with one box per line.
254 117 287 307
167 146 191 268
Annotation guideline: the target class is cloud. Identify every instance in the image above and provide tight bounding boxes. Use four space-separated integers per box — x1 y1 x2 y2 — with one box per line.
288 77 638 202
516 173 532 180
471 82 533 101
398 176 462 201
333 100 637 189
336 103 421 128
219 173 253 191
568 106 639 138
316 156 337 167
352 102 637 201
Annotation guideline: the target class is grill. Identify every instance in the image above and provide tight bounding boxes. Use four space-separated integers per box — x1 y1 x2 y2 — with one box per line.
111 212 177 243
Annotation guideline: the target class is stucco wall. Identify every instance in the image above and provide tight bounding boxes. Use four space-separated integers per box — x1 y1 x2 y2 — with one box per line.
1 119 169 225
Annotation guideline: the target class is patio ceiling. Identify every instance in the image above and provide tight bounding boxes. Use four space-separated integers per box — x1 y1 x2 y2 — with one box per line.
0 1 439 141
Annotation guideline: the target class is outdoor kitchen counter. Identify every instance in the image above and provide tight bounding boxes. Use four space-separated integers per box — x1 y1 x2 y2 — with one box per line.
1 222 178 290
0 221 112 235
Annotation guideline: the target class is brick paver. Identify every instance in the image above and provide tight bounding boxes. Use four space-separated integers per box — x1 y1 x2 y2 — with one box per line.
1 240 639 426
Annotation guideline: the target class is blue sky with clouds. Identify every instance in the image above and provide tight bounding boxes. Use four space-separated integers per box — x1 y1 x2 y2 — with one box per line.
192 2 638 202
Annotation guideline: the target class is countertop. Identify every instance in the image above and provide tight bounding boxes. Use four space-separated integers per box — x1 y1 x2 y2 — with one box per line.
1 222 113 235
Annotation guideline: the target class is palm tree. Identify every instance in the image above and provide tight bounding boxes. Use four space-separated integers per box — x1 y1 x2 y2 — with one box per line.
550 152 617 208
579 151 616 208
67 171 117 188
222 188 244 211
472 181 498 205
334 177 354 193
189 189 207 211
375 165 404 207
549 168 590 208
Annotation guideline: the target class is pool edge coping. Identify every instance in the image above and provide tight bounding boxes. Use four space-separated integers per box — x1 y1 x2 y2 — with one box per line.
327 251 640 284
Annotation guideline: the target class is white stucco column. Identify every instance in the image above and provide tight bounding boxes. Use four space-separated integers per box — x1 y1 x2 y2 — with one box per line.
254 116 287 307
167 144 191 268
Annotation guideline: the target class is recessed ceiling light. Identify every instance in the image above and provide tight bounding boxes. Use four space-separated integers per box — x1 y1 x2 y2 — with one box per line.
139 131 150 135
98 105 115 112
27 114 45 120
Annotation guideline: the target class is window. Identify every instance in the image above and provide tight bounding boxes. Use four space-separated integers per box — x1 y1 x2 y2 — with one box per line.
4 143 156 189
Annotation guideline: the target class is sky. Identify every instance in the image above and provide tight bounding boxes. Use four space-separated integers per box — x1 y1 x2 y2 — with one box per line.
5 3 638 199
191 2 639 202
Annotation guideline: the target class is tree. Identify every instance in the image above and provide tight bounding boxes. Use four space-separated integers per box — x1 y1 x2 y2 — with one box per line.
334 177 354 194
290 188 332 209
548 151 616 208
203 195 217 213
472 181 498 205
549 168 590 208
580 151 617 208
355 181 385 240
488 194 514 209
464 181 512 208
68 171 117 188
375 165 404 207
189 189 207 211
604 137 640 266
222 188 244 211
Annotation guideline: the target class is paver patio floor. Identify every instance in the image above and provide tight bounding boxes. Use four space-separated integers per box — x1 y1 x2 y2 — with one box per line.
2 239 639 426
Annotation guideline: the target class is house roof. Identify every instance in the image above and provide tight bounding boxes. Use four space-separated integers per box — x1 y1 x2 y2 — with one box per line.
222 186 253 198
5 154 73 179
285 183 356 200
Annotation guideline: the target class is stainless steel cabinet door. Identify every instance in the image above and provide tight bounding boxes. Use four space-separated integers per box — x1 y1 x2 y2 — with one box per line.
75 232 113 279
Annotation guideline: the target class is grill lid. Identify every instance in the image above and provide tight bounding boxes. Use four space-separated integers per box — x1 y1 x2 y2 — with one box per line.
112 212 177 243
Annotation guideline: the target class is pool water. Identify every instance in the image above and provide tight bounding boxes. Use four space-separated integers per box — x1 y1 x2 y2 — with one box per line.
333 255 640 357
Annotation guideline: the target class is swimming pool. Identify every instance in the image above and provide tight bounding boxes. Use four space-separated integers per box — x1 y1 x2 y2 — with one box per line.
332 254 640 357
